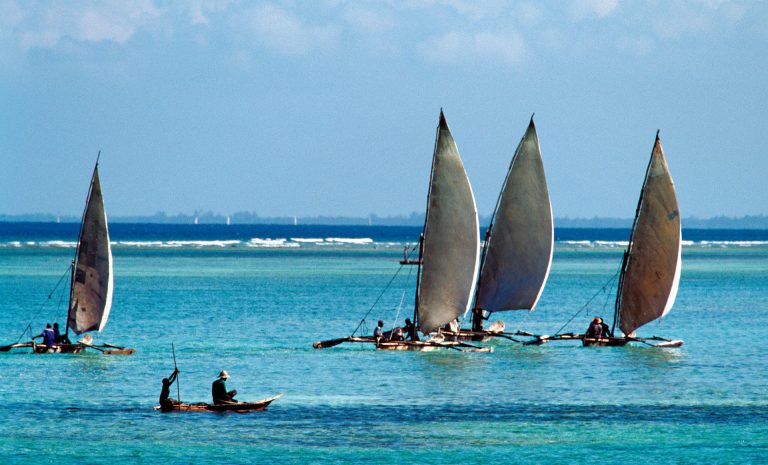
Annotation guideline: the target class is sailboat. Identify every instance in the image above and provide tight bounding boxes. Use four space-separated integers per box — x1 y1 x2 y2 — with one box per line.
314 110 489 352
1 157 135 355
455 116 553 342
543 132 683 348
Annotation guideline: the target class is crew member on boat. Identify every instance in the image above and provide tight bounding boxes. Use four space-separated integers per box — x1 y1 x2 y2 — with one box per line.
585 317 603 339
597 317 612 338
212 370 237 404
52 322 70 344
402 318 419 341
471 308 486 333
159 368 180 412
373 320 385 344
33 324 56 349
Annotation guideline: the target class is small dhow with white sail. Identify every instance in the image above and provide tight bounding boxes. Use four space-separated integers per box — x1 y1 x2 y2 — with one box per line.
314 110 489 352
1 156 135 355
536 132 683 348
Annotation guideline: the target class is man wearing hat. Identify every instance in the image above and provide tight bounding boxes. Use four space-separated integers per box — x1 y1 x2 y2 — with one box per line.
212 370 238 404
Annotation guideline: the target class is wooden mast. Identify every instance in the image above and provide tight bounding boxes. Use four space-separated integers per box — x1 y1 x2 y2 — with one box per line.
612 132 658 336
411 234 424 340
66 153 100 339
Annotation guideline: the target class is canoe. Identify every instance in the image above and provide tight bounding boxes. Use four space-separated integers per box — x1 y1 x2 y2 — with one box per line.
156 394 283 413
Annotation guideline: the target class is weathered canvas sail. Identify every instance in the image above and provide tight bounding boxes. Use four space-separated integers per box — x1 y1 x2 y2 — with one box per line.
617 134 681 336
417 112 480 334
68 164 114 334
475 118 553 313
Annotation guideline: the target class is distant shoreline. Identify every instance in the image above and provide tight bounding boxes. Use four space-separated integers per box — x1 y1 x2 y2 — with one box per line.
2 213 768 229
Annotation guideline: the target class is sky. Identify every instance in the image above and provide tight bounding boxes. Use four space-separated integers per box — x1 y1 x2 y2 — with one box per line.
0 0 766 219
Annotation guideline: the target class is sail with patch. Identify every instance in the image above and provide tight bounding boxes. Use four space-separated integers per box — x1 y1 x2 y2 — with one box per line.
68 164 114 334
474 118 553 313
417 112 480 334
616 134 681 336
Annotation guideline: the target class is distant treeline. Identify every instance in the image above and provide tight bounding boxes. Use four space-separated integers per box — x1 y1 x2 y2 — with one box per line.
2 212 768 229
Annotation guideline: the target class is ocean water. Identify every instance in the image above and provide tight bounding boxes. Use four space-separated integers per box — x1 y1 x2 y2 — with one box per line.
0 223 766 464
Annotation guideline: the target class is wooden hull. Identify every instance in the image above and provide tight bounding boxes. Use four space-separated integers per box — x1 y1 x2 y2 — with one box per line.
33 343 85 354
314 336 492 352
157 394 283 413
0 342 137 355
582 337 630 347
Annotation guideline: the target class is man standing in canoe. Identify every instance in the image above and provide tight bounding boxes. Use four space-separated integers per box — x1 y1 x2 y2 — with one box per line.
212 370 238 404
159 368 180 412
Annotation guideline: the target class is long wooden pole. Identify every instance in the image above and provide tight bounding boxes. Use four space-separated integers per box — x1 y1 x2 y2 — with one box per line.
172 343 180 402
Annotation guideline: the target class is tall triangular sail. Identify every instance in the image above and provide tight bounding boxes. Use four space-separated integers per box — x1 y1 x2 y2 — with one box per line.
616 134 681 336
475 118 553 313
417 112 480 334
68 164 114 335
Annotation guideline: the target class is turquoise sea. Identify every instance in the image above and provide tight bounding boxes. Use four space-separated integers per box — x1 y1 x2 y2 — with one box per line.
0 224 766 464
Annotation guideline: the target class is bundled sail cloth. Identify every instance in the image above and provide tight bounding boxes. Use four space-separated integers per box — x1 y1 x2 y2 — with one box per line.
417 113 480 334
617 135 681 336
68 165 114 334
475 118 553 313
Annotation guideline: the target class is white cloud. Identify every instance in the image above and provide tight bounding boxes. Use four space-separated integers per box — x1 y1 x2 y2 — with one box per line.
517 2 545 26
12 0 160 50
341 4 396 34
242 3 339 55
571 0 619 19
616 35 654 55
419 30 525 66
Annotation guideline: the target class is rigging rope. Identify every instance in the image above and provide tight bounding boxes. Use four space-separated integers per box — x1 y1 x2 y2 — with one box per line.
552 268 620 337
14 264 71 343
350 242 419 337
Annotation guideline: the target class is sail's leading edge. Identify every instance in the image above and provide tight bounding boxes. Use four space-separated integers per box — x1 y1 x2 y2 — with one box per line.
417 112 480 334
475 118 553 313
617 135 681 336
68 164 114 334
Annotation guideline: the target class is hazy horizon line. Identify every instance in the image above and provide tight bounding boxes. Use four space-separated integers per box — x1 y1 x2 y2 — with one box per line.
2 212 768 229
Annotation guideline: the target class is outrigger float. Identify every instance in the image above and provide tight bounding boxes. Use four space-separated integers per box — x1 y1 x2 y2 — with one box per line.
521 132 684 349
0 156 135 356
314 111 491 353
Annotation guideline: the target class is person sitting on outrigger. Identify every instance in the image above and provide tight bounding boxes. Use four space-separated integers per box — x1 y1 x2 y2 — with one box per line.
597 317 613 338
212 370 238 404
32 323 56 349
159 368 180 412
585 317 603 339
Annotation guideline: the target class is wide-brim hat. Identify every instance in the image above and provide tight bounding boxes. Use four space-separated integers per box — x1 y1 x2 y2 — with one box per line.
218 370 230 379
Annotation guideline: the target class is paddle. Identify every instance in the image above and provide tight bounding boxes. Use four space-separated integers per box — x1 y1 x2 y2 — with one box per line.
172 343 181 403
313 337 351 349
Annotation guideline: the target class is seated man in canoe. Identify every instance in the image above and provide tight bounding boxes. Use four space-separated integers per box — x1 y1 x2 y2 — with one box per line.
212 370 238 404
159 368 180 412
32 323 56 351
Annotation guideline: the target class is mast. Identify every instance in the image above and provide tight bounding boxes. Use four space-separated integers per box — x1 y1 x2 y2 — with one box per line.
65 259 75 340
68 151 114 335
411 234 424 339
471 226 493 332
613 131 680 336
66 153 100 336
612 133 656 335
473 116 552 320
416 109 480 333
